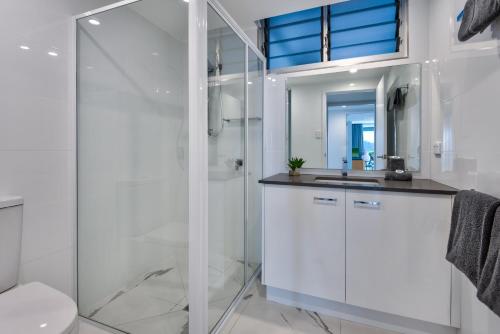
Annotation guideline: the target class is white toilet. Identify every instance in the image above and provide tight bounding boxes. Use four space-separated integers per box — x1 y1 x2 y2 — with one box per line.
0 196 79 334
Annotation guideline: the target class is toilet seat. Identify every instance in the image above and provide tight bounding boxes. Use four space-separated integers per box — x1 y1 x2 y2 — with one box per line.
0 282 78 334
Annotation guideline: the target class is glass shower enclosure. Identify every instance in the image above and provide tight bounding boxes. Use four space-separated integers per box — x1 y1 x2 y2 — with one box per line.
76 0 264 333
206 4 264 331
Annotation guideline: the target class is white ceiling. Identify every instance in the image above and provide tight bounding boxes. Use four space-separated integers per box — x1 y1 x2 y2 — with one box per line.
218 0 338 29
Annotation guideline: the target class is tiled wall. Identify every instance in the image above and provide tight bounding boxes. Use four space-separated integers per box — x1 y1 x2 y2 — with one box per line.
263 77 287 177
428 1 500 333
0 0 116 298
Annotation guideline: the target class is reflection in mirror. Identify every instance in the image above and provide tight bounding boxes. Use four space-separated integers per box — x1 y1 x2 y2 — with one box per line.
287 63 421 172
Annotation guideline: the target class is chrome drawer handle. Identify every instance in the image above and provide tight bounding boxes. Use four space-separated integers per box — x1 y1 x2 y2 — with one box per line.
354 200 381 209
314 197 337 204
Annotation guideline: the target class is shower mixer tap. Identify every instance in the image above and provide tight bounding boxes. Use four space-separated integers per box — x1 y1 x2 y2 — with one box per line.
235 159 243 171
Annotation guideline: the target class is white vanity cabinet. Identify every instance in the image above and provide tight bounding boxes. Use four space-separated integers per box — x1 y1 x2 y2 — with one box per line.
263 184 455 327
345 190 453 326
263 185 346 303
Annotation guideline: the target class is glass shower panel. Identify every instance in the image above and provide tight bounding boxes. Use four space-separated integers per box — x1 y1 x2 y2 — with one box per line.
207 5 246 331
246 49 264 282
77 1 189 333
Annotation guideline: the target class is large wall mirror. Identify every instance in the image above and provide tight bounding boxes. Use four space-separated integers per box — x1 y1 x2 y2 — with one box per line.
287 63 421 172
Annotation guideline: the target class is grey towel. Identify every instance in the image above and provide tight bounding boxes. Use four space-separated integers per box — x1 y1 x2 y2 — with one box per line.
477 208 500 316
446 190 500 286
458 0 500 41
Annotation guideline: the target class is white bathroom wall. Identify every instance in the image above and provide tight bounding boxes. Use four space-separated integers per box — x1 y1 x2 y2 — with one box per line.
0 0 116 298
428 1 500 333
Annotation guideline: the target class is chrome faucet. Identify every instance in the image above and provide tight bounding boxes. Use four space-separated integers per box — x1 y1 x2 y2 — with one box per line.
342 158 348 177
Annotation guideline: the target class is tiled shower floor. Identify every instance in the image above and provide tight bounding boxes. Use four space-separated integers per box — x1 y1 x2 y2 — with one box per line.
87 256 246 334
85 218 247 334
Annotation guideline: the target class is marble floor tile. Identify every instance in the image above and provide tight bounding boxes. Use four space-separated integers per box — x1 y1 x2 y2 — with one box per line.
87 254 244 334
209 296 240 330
132 267 186 305
170 297 188 312
222 279 400 334
228 299 341 333
90 286 178 326
340 320 400 334
117 310 188 334
208 264 245 303
79 320 113 334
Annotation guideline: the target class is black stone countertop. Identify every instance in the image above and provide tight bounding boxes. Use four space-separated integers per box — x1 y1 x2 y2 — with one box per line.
259 173 458 195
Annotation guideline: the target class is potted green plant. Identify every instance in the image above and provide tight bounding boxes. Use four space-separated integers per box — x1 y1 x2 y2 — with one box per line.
288 157 306 176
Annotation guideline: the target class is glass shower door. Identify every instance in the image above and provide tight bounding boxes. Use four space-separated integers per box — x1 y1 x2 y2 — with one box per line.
207 5 246 331
246 49 264 282
77 1 189 333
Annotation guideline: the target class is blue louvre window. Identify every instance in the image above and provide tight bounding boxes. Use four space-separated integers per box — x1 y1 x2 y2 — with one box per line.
263 0 401 70
267 7 323 70
330 0 399 61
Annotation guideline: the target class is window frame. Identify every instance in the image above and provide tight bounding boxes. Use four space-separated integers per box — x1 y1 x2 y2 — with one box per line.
264 0 408 74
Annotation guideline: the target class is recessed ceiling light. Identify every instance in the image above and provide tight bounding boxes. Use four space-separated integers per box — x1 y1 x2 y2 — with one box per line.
271 78 276 82
432 59 438 63
19 45 30 50
349 83 355 87
88 18 100 26
40 323 47 328
248 81 253 85
48 51 58 57
349 68 358 74
342 105 347 108
183 0 189 2
425 60 430 64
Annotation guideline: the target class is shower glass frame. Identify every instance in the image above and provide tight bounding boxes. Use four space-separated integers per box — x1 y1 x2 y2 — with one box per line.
74 0 265 333
207 1 266 332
